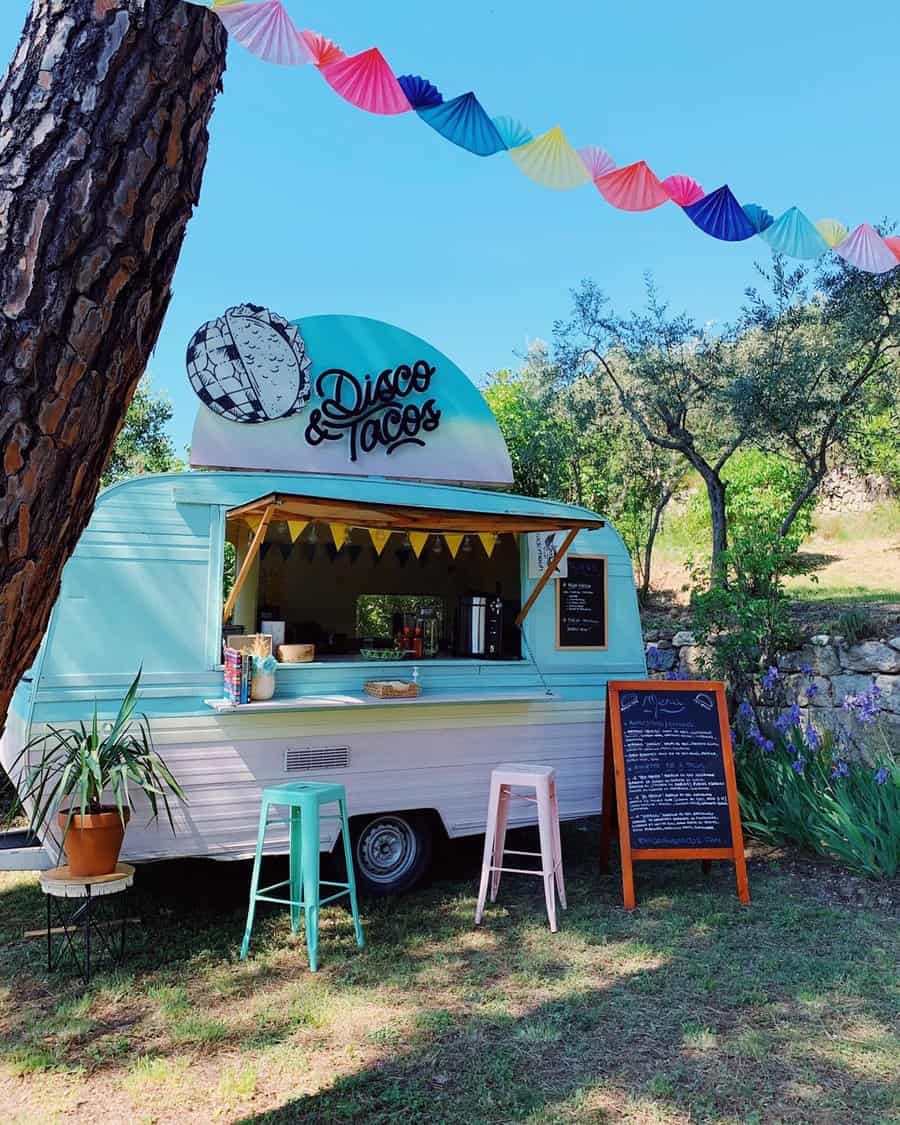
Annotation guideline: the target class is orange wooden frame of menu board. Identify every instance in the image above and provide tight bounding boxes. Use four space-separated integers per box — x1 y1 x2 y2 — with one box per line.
599 680 750 911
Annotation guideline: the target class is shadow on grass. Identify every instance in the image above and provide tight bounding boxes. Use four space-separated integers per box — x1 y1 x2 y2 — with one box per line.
0 825 897 1123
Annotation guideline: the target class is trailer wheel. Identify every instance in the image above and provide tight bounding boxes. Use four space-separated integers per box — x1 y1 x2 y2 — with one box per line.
351 813 433 895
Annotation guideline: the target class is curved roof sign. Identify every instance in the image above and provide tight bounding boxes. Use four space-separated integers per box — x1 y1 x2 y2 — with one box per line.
189 312 513 488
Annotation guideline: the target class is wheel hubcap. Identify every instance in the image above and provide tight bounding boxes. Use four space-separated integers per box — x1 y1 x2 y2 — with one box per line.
356 817 417 885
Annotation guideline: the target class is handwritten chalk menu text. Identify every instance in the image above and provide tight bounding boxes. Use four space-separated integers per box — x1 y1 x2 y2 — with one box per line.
600 681 750 911
556 554 606 649
618 689 731 849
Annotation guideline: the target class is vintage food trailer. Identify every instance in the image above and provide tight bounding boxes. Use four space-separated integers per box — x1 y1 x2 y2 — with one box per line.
1 310 645 891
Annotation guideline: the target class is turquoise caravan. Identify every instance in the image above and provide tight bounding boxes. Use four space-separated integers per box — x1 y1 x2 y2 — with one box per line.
1 310 645 892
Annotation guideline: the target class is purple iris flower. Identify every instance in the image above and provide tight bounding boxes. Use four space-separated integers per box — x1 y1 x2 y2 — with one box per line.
805 725 821 751
831 759 850 780
738 700 754 723
806 682 819 700
774 713 790 734
764 739 775 754
762 666 780 691
791 757 805 774
801 662 813 677
874 766 889 786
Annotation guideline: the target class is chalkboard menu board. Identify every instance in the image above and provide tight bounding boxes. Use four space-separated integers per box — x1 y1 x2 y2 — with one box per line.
617 687 732 849
600 680 750 911
556 554 607 650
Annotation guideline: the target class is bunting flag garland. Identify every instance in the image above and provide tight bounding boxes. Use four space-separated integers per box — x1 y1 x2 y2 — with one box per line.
329 522 349 550
478 532 498 557
443 533 464 559
286 519 308 543
185 0 898 274
368 528 392 555
408 531 430 558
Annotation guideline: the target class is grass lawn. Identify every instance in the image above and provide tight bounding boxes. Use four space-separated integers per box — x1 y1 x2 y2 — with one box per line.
1 827 897 1124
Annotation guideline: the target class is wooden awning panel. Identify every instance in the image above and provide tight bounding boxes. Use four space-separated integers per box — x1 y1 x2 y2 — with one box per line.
226 491 604 534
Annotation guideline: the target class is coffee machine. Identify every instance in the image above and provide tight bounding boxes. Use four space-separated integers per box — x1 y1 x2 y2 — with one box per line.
456 595 504 658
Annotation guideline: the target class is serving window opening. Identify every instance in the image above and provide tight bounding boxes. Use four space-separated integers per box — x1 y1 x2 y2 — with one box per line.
223 518 523 662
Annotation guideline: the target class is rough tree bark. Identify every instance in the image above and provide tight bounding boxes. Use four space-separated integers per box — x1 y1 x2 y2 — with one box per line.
0 0 226 728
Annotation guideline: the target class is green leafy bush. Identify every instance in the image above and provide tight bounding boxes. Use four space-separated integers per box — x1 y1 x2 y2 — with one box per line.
847 407 900 492
734 672 899 878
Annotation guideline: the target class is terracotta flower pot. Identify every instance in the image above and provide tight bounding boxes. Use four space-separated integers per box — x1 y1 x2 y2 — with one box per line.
58 807 130 876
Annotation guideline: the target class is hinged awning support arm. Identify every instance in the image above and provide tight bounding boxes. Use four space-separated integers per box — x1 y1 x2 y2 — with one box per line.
222 504 276 625
514 527 579 629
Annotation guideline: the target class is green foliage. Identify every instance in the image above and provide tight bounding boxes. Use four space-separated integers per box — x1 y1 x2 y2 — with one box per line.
724 451 814 546
102 376 183 487
735 704 899 878
690 531 804 687
834 608 872 646
223 540 236 603
6 670 186 855
847 406 900 491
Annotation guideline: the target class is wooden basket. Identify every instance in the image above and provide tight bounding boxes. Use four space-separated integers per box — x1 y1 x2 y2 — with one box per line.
364 680 420 700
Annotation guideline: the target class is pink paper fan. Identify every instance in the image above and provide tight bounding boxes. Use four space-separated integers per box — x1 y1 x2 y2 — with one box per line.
300 29 346 68
578 145 615 179
594 160 670 211
321 47 412 115
833 223 899 275
215 1 311 67
883 236 900 262
662 174 705 207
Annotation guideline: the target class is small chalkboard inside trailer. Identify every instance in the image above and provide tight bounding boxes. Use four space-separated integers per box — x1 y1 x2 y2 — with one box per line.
556 554 607 650
599 680 750 911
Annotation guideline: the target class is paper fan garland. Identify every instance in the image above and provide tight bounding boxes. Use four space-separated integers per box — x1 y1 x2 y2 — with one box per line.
815 218 849 247
300 30 345 68
321 48 412 115
492 116 533 150
684 186 757 241
417 92 506 156
759 207 829 259
396 74 443 109
834 224 899 274
578 145 615 179
200 0 900 276
595 161 669 211
742 203 774 233
216 1 311 66
508 126 590 190
662 174 705 207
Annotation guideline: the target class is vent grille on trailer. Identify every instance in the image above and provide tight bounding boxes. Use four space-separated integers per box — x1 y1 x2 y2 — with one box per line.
284 746 350 772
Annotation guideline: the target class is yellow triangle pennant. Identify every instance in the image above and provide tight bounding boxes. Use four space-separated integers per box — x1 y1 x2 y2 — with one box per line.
287 520 308 544
245 516 261 534
478 532 498 557
512 531 520 544
329 523 349 551
368 528 392 556
443 533 464 559
408 532 430 558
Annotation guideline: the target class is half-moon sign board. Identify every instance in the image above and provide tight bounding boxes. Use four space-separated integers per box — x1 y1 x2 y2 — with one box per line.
189 312 514 489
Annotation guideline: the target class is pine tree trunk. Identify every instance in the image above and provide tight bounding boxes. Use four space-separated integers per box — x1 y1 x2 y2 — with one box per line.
0 0 226 727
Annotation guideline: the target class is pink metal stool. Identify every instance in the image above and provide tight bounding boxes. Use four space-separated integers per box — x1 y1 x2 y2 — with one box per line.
474 763 566 932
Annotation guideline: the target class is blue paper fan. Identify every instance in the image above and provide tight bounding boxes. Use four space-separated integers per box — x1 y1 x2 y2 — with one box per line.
396 74 443 109
742 203 774 233
417 92 506 156
684 186 756 241
491 115 533 149
758 206 829 259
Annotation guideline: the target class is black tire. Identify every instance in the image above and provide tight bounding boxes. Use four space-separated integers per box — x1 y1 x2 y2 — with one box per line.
350 812 433 896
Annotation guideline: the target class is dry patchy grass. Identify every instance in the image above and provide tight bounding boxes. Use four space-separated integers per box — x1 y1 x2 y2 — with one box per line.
0 828 897 1124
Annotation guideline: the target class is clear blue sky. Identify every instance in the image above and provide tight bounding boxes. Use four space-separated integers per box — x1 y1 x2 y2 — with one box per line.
3 1 899 452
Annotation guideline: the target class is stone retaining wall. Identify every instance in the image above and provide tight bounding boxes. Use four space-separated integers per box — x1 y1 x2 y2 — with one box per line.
645 631 900 753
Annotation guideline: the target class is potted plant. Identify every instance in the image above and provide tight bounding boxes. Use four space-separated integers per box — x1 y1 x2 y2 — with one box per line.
8 669 186 876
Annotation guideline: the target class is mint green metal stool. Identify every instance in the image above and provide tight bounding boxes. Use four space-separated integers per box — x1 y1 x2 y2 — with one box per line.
240 781 363 971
